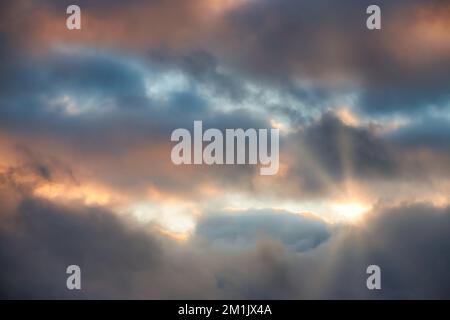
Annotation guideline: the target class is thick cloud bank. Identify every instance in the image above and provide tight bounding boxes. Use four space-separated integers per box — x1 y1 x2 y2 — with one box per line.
2 177 450 299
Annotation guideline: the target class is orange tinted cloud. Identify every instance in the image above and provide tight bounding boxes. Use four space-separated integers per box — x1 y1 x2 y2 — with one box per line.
3 0 247 52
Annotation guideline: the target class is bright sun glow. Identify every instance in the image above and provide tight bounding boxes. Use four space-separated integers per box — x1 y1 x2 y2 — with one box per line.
330 202 371 223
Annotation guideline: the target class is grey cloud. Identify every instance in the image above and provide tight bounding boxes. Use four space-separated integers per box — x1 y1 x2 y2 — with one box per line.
304 114 396 178
5 0 450 118
177 50 247 103
219 0 450 115
2 176 450 299
195 209 330 252
387 116 450 150
0 201 162 299
281 113 397 197
205 203 450 299
0 48 271 193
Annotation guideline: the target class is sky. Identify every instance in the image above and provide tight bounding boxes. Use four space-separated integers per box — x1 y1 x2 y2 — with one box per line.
1 0 450 299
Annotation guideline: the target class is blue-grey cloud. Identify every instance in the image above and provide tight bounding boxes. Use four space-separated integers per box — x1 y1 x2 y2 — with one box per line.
195 209 330 252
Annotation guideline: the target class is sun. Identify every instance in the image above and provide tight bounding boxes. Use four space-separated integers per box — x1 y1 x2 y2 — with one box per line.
330 201 371 223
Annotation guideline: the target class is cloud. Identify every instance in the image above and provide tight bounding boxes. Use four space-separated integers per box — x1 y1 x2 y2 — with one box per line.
0 47 274 201
0 197 163 299
195 209 330 252
387 116 450 150
1 47 449 211
302 113 396 179
4 0 450 117
2 173 450 299
1 0 450 300
219 0 450 115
